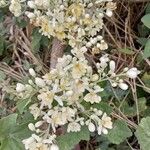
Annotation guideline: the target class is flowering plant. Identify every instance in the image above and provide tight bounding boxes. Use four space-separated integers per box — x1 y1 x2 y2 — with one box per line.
0 1 147 150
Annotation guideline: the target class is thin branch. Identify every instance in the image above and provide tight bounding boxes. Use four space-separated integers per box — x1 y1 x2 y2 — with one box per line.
50 38 66 69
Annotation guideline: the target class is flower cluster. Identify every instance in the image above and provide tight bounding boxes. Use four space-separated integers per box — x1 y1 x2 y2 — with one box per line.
16 53 140 150
8 0 116 50
7 0 141 150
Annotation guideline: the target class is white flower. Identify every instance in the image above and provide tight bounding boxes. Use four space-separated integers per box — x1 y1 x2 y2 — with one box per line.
51 144 59 150
99 40 108 50
88 122 96 132
72 60 87 79
106 9 113 17
22 137 35 150
98 113 113 135
126 68 140 79
101 113 113 129
67 122 81 132
29 103 41 120
9 0 22 17
84 92 101 104
91 74 99 81
119 82 128 90
29 68 36 77
35 77 46 87
38 91 54 108
16 83 25 92
99 55 109 68
27 1 36 8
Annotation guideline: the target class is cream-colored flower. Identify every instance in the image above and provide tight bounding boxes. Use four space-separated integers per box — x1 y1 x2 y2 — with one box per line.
29 103 41 120
38 91 54 108
9 0 22 17
72 60 87 79
84 92 101 104
101 113 113 129
67 122 81 132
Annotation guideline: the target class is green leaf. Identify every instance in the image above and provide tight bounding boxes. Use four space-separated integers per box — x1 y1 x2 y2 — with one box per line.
138 24 150 37
0 138 24 150
14 17 28 28
141 14 150 29
118 48 134 55
0 114 18 136
143 39 150 58
0 114 32 150
16 99 31 114
0 36 5 55
106 120 132 144
92 102 113 115
57 126 90 150
31 28 42 52
146 3 150 14
142 72 150 93
137 38 148 47
135 117 150 150
120 97 147 117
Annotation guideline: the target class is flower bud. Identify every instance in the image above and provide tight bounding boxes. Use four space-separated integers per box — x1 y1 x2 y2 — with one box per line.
29 68 36 77
28 123 35 131
16 83 25 92
109 61 115 72
35 121 43 128
88 122 96 132
35 77 45 87
119 82 128 90
66 90 73 96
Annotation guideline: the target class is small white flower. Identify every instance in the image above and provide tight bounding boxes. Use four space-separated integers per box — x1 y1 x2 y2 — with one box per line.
84 92 101 104
126 68 140 79
91 74 99 81
106 9 113 17
111 82 117 87
119 82 128 90
67 122 81 132
88 122 96 132
16 83 25 92
101 113 113 129
27 1 36 8
35 77 46 87
86 42 92 47
29 68 36 77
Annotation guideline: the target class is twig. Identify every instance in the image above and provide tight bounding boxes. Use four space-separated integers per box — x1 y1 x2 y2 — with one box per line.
123 0 150 2
50 38 66 69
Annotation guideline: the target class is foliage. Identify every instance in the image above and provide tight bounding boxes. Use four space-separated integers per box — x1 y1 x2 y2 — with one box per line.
0 114 32 150
106 120 132 144
0 1 149 150
135 117 150 150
